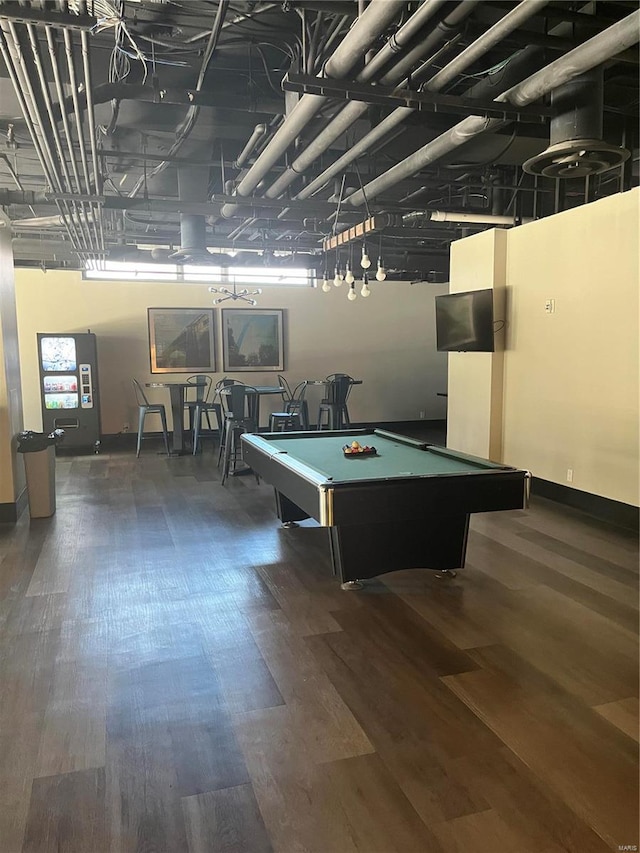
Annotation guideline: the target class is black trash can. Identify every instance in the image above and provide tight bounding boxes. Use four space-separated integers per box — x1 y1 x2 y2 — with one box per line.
17 429 64 518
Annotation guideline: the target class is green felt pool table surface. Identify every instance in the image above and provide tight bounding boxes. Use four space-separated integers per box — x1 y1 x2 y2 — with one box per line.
258 430 508 483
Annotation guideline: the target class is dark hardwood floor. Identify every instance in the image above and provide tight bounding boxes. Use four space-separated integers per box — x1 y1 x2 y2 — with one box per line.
1 437 638 853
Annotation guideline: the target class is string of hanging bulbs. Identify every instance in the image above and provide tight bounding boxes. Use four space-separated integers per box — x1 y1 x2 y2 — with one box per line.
320 237 386 301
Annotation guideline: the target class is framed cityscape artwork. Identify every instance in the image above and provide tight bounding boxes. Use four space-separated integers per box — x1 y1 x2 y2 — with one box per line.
221 308 284 372
148 308 216 373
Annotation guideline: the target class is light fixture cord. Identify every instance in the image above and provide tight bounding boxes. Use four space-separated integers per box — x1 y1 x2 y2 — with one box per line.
354 159 371 219
332 173 347 237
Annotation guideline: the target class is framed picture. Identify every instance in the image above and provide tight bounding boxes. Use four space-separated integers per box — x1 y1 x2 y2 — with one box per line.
148 308 216 373
221 308 285 372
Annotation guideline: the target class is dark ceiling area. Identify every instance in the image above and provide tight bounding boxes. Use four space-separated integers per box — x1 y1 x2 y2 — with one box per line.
0 0 638 279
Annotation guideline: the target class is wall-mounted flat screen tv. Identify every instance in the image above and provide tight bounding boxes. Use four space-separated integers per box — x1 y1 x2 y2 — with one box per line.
435 288 495 352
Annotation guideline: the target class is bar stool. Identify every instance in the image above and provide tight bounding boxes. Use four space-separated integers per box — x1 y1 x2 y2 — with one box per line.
219 384 258 485
317 375 352 430
132 378 171 457
268 381 309 432
269 411 302 432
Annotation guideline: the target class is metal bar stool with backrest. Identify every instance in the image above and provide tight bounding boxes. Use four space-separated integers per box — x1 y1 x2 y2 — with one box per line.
277 374 293 406
269 380 309 432
205 377 238 454
184 374 212 436
132 378 171 457
317 374 354 430
190 375 227 456
219 383 259 484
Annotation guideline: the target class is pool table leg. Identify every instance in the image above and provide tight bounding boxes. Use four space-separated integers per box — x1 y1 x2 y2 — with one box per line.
275 490 310 525
340 581 364 591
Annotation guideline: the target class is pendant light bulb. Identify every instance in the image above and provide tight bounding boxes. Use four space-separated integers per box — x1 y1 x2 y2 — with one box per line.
360 244 371 269
361 271 371 297
375 258 386 281
333 265 343 287
345 263 355 285
322 278 331 293
347 282 357 301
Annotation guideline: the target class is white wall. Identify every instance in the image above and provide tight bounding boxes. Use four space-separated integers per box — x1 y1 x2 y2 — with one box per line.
447 188 639 508
503 189 639 506
446 229 507 461
14 271 449 434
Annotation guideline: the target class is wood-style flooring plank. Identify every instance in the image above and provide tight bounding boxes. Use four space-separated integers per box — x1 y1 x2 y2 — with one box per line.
470 513 636 605
245 608 374 764
445 747 613 853
593 696 639 742
442 665 639 848
21 767 106 853
181 784 273 853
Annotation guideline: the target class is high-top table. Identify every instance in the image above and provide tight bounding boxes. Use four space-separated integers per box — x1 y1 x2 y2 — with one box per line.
146 380 208 454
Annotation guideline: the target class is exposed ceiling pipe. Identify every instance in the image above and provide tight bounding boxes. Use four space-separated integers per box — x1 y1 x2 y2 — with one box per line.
428 211 533 225
12 213 95 228
345 8 640 209
45 26 92 249
263 0 455 201
62 10 101 250
219 0 407 219
292 0 549 204
23 18 91 250
235 124 268 168
80 1 105 254
0 19 83 251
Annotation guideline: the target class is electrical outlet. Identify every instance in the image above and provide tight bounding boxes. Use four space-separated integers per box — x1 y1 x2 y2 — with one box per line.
122 423 129 433
566 468 573 483
419 410 425 419
545 298 555 313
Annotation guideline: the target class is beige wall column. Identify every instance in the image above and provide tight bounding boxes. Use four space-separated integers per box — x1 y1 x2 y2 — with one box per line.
446 228 507 461
0 225 26 521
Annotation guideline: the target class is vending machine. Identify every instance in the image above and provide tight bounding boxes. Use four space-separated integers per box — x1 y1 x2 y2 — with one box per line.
37 332 101 452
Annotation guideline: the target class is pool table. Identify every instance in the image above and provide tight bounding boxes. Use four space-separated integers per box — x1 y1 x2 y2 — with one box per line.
241 429 530 589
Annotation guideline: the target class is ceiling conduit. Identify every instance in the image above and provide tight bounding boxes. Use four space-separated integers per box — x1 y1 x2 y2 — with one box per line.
345 9 640 209
219 0 407 219
293 0 549 205
0 20 84 251
236 0 477 238
262 0 454 201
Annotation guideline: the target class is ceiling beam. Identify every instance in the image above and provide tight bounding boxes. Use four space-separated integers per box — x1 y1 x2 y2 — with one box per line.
282 74 553 124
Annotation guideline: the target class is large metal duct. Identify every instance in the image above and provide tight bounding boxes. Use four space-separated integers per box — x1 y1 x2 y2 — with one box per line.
345 9 640 208
170 167 212 263
522 68 629 177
